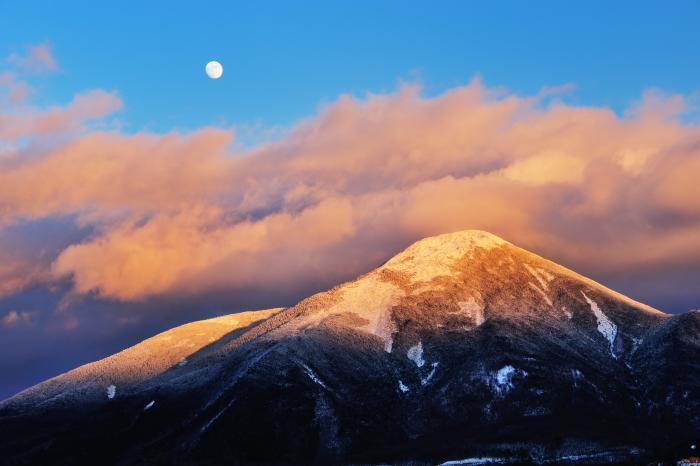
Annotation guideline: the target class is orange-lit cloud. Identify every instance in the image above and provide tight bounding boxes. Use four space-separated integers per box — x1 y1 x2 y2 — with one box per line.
1 75 699 304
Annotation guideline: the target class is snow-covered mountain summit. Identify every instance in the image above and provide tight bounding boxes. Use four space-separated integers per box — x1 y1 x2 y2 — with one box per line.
1 230 697 465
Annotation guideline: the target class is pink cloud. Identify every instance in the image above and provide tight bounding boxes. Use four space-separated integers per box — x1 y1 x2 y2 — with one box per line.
0 89 122 141
8 42 58 74
1 76 699 304
0 72 33 105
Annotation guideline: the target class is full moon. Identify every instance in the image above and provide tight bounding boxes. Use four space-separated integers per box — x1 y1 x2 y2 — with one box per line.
205 61 223 79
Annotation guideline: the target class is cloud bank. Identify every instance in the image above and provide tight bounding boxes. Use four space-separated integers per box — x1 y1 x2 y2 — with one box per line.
1 58 699 309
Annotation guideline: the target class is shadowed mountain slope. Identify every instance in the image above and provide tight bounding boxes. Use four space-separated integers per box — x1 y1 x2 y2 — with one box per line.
1 230 698 465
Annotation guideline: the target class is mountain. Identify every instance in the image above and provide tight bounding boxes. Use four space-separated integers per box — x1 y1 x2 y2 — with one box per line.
1 230 698 465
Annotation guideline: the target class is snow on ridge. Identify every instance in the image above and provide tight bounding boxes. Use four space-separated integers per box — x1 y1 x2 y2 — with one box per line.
398 380 409 393
382 230 506 283
407 342 425 368
144 400 155 411
106 385 116 400
581 291 618 357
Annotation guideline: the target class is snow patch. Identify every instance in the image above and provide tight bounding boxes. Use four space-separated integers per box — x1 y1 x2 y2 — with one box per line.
631 337 643 353
385 336 394 353
440 457 512 465
571 369 584 388
320 273 401 350
398 380 409 393
407 342 425 368
177 358 188 367
528 282 553 306
489 365 527 395
144 400 155 411
106 385 116 400
556 450 642 462
562 306 572 319
581 291 617 357
421 362 439 385
455 297 485 326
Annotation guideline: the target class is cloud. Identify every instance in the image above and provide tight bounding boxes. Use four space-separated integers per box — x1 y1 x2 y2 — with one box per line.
52 198 356 300
1 310 35 328
8 42 58 74
0 260 48 299
0 75 699 308
0 72 33 105
0 89 122 141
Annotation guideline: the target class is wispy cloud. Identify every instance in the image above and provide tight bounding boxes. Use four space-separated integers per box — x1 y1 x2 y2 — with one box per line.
1 310 36 328
8 42 58 74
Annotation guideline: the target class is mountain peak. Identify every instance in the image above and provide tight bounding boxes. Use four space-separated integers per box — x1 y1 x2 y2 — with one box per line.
2 230 692 465
381 230 507 283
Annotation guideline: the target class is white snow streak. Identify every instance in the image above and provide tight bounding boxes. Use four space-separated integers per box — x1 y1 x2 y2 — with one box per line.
106 385 116 399
528 282 553 306
201 397 236 433
524 263 550 291
581 291 617 357
398 380 409 393
537 267 555 282
144 400 155 410
562 306 572 319
302 363 329 389
570 368 585 388
421 362 439 385
407 342 425 368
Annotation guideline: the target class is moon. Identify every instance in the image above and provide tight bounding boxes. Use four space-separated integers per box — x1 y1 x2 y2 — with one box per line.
205 61 223 79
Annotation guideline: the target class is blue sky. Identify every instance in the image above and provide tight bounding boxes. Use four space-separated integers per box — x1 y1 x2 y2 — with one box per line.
2 0 699 136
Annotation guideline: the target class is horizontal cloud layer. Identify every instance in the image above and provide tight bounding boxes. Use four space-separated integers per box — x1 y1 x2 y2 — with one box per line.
1 69 699 306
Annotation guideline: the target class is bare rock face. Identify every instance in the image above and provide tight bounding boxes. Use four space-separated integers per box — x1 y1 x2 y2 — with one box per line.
0 230 698 465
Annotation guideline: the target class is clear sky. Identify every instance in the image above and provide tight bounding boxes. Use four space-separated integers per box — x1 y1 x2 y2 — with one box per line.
1 1 699 400
2 1 699 134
